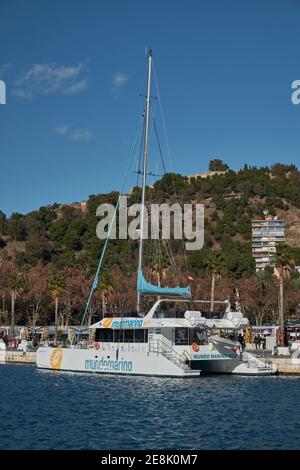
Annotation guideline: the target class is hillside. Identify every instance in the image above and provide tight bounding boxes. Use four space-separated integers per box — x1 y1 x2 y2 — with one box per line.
1 162 300 272
1 162 300 326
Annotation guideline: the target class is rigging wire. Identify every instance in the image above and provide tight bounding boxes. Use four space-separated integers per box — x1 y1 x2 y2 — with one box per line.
153 118 167 174
152 59 190 281
79 116 145 330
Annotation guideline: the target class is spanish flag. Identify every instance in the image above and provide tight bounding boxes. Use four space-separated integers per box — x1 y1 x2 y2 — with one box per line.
187 274 194 282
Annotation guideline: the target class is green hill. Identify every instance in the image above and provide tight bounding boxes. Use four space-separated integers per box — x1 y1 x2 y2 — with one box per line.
1 161 300 326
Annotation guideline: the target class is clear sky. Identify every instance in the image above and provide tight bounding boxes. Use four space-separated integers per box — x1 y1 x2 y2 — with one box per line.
0 0 299 216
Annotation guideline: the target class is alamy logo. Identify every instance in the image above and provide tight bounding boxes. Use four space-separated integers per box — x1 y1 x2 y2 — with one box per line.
96 196 204 251
0 80 6 104
291 80 300 105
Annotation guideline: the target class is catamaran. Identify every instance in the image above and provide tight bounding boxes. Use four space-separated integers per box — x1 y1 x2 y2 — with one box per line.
37 50 277 377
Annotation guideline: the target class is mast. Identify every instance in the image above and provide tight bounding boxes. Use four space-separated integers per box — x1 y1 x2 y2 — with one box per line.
137 48 152 313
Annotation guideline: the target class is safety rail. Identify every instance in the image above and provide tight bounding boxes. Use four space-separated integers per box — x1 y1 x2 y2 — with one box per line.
149 338 191 370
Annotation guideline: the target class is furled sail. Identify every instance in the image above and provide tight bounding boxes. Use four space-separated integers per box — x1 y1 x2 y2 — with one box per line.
137 269 191 297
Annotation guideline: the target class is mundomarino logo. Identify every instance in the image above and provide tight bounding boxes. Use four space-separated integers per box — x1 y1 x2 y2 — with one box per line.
0 80 6 104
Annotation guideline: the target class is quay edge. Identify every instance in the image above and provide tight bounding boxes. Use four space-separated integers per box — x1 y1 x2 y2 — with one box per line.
270 356 300 375
0 350 36 364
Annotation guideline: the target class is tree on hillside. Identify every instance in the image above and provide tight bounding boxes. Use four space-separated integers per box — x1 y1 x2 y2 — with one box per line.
0 211 6 235
153 173 187 196
25 233 52 263
271 163 297 178
7 213 26 241
192 276 234 311
108 267 136 313
24 263 52 328
49 219 69 243
63 219 88 251
208 159 229 172
237 273 277 325
0 262 24 337
57 267 88 328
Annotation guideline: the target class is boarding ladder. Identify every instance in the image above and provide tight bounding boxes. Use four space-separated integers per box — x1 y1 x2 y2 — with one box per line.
242 350 274 372
149 338 193 372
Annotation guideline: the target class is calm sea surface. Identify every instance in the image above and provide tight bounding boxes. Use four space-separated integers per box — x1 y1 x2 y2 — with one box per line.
0 364 299 450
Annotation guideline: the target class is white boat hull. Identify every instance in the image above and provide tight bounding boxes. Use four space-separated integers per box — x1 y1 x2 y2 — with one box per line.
36 343 276 377
36 346 201 378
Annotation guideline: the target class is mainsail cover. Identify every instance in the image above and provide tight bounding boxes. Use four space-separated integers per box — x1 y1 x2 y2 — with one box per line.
137 269 191 297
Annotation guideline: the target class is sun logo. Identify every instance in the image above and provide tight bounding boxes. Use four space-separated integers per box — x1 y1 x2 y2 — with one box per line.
102 318 113 328
50 348 63 369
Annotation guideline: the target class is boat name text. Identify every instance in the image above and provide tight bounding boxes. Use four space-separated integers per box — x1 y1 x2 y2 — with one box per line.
85 358 133 372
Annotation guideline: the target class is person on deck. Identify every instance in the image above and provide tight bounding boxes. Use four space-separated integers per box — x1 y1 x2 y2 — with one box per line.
238 333 245 350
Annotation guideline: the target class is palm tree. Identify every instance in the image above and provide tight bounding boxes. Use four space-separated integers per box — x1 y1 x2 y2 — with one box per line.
48 274 65 341
208 253 225 311
6 273 23 338
98 273 113 316
274 244 294 346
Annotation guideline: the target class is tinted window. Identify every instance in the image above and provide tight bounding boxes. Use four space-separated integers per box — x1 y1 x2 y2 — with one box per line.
175 328 189 345
95 328 148 343
124 330 134 343
95 329 113 342
135 329 148 343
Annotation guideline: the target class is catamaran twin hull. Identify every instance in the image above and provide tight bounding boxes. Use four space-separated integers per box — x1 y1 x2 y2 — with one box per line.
36 299 277 377
36 340 276 377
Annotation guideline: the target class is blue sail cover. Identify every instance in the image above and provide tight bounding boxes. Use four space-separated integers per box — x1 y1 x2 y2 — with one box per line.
137 269 191 297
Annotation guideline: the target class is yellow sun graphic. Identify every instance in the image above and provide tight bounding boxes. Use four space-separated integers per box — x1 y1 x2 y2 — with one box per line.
50 348 63 369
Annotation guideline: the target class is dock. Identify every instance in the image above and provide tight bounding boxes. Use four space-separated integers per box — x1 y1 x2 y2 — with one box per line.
0 350 36 364
270 356 300 375
1 349 300 374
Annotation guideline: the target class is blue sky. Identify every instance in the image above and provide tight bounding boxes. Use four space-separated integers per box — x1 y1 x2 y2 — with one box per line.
0 0 299 216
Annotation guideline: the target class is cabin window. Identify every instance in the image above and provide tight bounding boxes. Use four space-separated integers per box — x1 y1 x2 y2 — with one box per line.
175 328 189 345
124 329 134 343
189 329 207 345
113 330 122 343
134 329 148 343
95 329 113 342
95 328 148 343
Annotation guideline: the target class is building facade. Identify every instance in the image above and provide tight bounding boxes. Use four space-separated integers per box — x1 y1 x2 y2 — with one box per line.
252 216 285 271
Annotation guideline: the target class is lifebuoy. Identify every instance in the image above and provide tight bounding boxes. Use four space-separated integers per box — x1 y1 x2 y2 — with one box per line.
94 342 100 350
192 342 199 353
231 346 238 353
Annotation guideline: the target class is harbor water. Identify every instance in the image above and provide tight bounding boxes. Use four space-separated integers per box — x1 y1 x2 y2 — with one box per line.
0 364 299 450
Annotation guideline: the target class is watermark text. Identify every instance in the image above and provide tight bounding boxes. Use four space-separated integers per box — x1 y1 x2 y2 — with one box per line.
96 196 204 251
